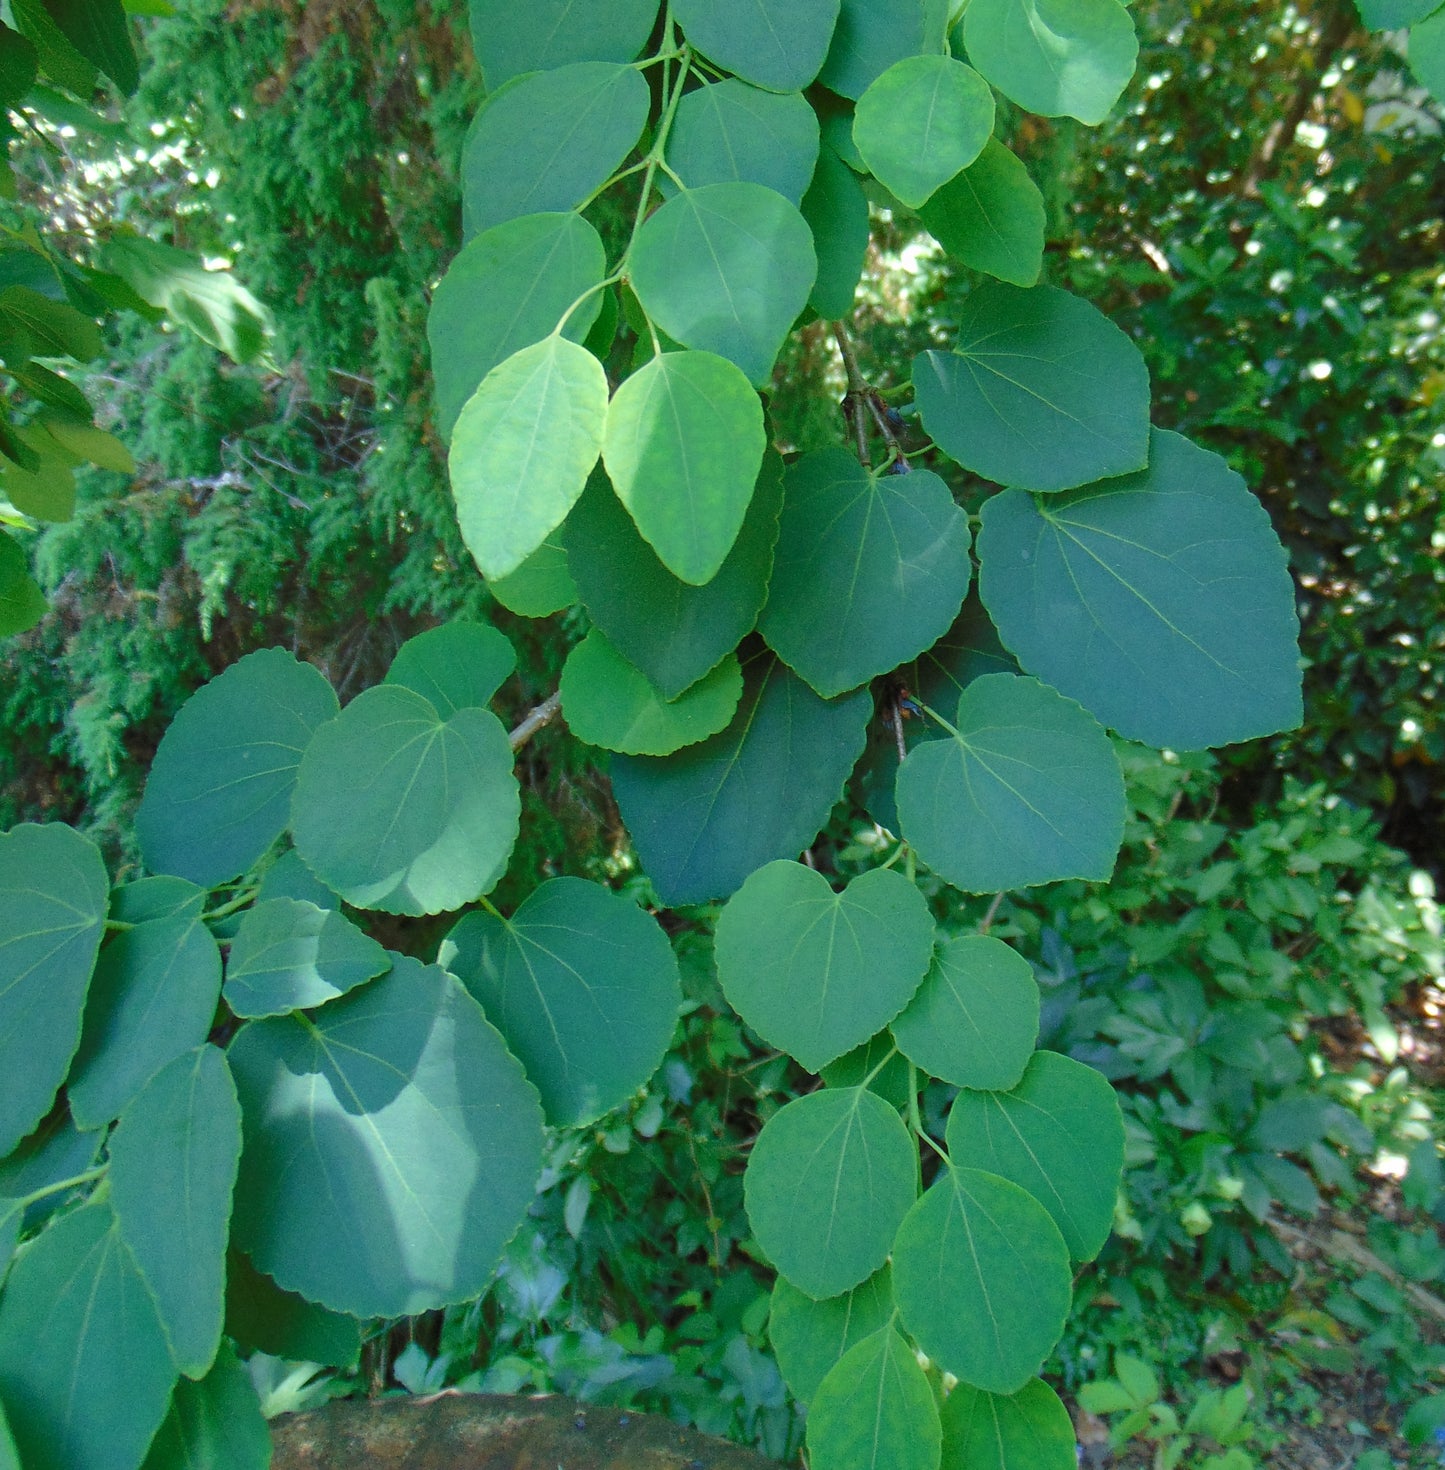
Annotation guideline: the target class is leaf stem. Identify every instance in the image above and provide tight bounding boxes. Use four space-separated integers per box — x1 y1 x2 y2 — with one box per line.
860 1044 900 1090
203 885 259 921
15 1164 107 1209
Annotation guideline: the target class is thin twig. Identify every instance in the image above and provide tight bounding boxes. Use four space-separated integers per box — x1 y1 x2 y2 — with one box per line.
979 892 1005 934
509 691 562 750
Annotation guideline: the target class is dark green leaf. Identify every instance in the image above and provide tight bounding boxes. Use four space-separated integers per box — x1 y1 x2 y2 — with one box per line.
1357 0 1442 25
801 144 870 319
0 283 100 360
913 282 1150 491
808 1326 942 1470
0 1199 19 1286
892 1166 1072 1394
136 648 339 888
891 935 1039 1090
769 1266 894 1405
666 80 820 204
384 620 516 715
110 1046 242 1377
255 851 337 910
941 1378 1078 1470
469 0 659 87
228 957 544 1317
427 211 605 442
0 1107 101 1231
0 822 108 1155
36 0 135 93
224 899 391 1018
629 182 816 387
461 63 650 236
945 1051 1124 1262
821 1033 914 1111
68 914 222 1129
565 455 783 699
140 1341 272 1470
673 0 840 92
611 652 871 905
714 860 934 1073
896 674 1125 893
290 685 519 915
976 429 1303 749
440 877 681 1127
820 0 950 99
487 533 577 617
0 25 39 107
223 1249 361 1369
760 447 972 697
919 138 1045 287
10 0 96 95
0 529 45 634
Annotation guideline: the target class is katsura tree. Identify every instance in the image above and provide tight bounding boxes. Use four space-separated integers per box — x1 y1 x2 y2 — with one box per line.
0 1 1317 1468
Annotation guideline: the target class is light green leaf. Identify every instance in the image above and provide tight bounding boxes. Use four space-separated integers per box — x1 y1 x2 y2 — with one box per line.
808 1326 943 1470
487 533 577 617
140 1340 272 1470
42 418 135 475
449 335 608 580
290 684 519 915
565 455 783 699
1358 0 1443 25
673 0 840 92
919 139 1045 287
976 429 1303 749
1 428 75 522
0 528 46 635
0 282 100 359
940 1377 1078 1470
428 211 605 442
891 935 1039 1091
0 822 108 1156
744 1086 916 1298
896 673 1125 893
109 1046 242 1378
801 144 871 319
461 62 650 236
963 0 1137 125
560 630 743 755
854 55 993 207
440 877 681 1127
892 1166 1072 1394
714 860 934 1073
0 1202 176 1470
769 1266 894 1405
109 875 205 925
821 0 951 99
384 620 517 715
223 899 391 1018
913 282 1150 492
611 653 871 905
666 80 820 204
603 349 766 584
629 182 817 387
760 447 972 697
223 1249 361 1369
228 957 544 1317
468 0 659 88
136 648 339 888
68 914 223 1130
946 1051 1125 1262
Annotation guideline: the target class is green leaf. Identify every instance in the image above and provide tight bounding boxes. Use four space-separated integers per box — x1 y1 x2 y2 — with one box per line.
1410 12 1445 102
892 1166 1072 1394
820 0 950 100
41 418 134 474
565 455 783 699
140 1341 272 1470
228 956 544 1317
0 1202 176 1470
940 1377 1078 1470
744 1086 916 1298
487 533 577 617
629 182 816 387
0 25 39 107
714 860 934 1073
666 80 820 204
808 1326 943 1470
0 822 108 1156
223 1249 361 1369
461 62 650 236
428 212 605 444
0 529 46 634
384 620 517 715
1358 0 1443 25
1 430 75 521
255 851 337 910
611 652 871 905
891 935 1039 1091
36 0 136 93
0 1108 101 1231
109 1046 242 1378
440 877 681 1127
976 429 1303 749
223 899 391 1018
913 282 1150 492
560 630 743 755
918 138 1045 288
962 0 1137 125
945 1051 1123 1262
896 674 1125 893
821 1033 914 1111
449 335 608 580
603 349 766 584
0 283 101 360
760 447 972 697
0 1199 20 1285
290 684 519 915
854 56 993 208
10 0 96 96
136 648 339 888
672 0 840 92
801 144 871 319
769 1266 894 1405
68 914 222 1130
468 0 659 87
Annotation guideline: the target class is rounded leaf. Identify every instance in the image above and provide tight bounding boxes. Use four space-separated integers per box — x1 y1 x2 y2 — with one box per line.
919 138 1045 288
769 1266 894 1406
673 0 840 92
667 80 820 204
487 534 577 617
808 1326 942 1470
228 957 544 1318
821 0 951 100
468 0 659 88
384 620 517 715
941 1377 1078 1470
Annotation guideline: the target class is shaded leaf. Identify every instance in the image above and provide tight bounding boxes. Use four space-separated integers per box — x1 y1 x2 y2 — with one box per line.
919 138 1045 287
808 1326 942 1470
821 0 951 99
673 0 840 92
667 80 819 204
487 533 577 617
769 1266 894 1406
140 1341 271 1470
223 899 390 1018
468 0 659 88
223 1249 362 1369
801 144 871 319
384 620 516 715
0 529 45 635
